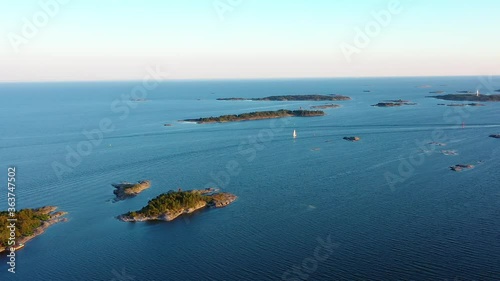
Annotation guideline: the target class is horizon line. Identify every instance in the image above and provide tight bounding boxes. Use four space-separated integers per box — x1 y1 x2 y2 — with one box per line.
1 74 499 84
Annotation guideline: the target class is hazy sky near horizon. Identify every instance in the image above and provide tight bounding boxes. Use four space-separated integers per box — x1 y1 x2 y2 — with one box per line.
0 0 499 82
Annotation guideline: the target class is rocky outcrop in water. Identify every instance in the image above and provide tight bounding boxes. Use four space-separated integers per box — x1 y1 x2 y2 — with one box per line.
450 164 474 172
343 136 360 142
112 180 151 201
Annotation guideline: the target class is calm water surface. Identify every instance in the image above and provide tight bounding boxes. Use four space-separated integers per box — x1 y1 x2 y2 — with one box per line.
0 77 499 280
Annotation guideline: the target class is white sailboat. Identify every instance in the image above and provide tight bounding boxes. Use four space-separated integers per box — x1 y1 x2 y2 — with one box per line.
476 90 480 97
293 130 297 138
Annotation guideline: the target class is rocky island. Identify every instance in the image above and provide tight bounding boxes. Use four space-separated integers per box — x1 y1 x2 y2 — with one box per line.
450 164 474 172
438 103 485 107
310 104 341 109
118 188 237 222
217 94 351 101
343 136 361 142
489 134 500 139
182 109 325 124
0 206 67 253
112 180 151 201
428 94 500 102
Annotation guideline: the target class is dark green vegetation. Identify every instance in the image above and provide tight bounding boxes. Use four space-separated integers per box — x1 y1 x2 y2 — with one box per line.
217 94 351 101
372 100 417 107
429 94 500 101
0 208 50 248
183 109 325 124
126 191 210 218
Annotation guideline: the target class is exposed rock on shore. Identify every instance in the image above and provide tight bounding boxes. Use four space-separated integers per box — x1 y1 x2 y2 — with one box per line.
112 180 151 201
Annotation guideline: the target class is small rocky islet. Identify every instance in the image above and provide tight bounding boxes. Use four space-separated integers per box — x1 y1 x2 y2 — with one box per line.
118 188 237 222
450 164 475 172
112 180 151 201
310 104 341 109
343 136 361 142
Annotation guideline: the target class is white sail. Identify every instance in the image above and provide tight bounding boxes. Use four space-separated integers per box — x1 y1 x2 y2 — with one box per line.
293 130 297 138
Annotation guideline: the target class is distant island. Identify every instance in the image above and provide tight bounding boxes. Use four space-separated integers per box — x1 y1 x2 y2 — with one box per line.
112 180 151 201
118 188 236 222
372 100 416 107
343 136 361 142
490 134 500 139
429 94 500 102
437 103 485 107
0 206 67 253
182 109 325 124
217 94 351 101
310 104 341 109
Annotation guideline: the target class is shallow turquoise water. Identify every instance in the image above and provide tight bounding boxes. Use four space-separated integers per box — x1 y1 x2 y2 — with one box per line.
1 77 499 280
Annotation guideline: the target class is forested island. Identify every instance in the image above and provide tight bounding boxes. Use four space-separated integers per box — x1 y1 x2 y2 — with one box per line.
118 188 236 222
0 206 67 253
429 94 500 102
217 94 351 101
112 180 151 201
183 109 325 124
372 100 417 107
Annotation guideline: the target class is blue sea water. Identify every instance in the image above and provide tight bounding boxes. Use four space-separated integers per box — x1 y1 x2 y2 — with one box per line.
0 77 499 281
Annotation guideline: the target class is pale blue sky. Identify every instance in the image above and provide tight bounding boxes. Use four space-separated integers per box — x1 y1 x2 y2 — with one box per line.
0 0 499 81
